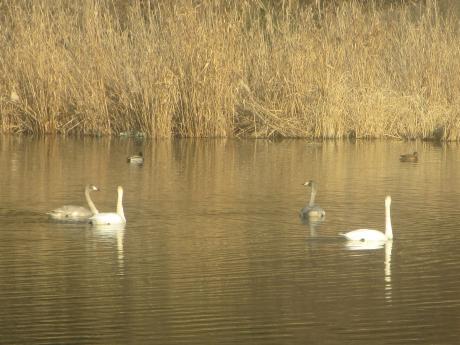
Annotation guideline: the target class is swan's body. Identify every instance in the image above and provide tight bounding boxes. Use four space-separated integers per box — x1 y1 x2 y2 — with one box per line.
340 196 393 242
47 185 99 221
89 213 124 225
127 152 144 165
400 152 418 162
300 180 325 219
301 205 325 219
89 186 126 225
342 229 388 241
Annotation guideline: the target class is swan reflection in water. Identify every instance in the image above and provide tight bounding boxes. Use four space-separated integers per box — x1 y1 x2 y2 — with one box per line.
344 240 393 302
301 216 325 238
91 223 126 273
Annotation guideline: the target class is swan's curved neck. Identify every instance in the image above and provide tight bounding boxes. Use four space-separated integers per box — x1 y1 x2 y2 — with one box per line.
85 187 99 215
385 203 393 240
308 187 317 207
116 188 125 222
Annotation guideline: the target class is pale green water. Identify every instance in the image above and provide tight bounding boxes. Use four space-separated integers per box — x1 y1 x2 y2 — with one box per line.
0 136 460 344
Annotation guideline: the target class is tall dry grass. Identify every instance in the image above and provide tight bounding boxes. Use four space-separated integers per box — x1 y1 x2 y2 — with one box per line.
1 0 460 139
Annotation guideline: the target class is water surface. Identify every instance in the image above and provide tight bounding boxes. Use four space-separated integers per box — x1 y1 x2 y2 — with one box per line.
1 136 459 344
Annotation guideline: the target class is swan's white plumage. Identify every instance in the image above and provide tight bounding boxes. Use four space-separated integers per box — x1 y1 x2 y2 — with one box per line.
89 213 124 225
340 196 393 242
89 186 126 225
341 229 387 241
47 185 99 221
49 205 92 219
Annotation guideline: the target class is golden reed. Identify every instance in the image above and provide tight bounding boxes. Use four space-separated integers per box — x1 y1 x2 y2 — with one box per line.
1 0 459 139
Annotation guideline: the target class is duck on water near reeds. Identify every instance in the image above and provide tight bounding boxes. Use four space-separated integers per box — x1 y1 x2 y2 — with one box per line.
127 152 144 165
300 180 326 220
400 151 418 162
47 184 100 222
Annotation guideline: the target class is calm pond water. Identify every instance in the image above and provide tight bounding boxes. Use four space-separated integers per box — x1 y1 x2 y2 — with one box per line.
1 136 460 344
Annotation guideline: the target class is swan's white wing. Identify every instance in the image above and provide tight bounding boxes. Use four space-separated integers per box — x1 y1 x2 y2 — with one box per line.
340 229 387 241
88 212 125 225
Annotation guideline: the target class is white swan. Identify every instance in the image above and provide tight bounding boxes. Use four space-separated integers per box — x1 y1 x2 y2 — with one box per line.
47 185 99 221
88 186 126 225
340 196 393 242
300 180 325 219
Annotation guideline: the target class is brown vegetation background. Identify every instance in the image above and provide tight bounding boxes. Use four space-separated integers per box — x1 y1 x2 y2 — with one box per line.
1 0 460 139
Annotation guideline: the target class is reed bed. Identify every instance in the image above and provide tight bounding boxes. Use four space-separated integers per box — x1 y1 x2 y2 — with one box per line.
1 0 460 139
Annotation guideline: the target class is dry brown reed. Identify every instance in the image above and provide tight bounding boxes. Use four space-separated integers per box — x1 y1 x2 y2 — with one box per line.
1 0 460 139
